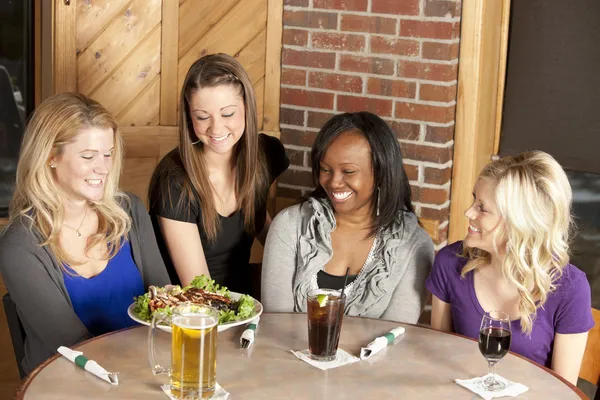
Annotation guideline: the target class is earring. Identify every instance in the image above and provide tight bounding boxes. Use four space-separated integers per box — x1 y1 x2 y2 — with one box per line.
49 163 56 169
376 187 380 217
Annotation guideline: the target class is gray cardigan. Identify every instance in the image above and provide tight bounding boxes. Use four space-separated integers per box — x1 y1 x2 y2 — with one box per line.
261 198 434 323
0 193 170 375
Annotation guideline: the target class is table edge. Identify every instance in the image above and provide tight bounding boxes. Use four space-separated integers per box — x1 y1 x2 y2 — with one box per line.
15 314 587 400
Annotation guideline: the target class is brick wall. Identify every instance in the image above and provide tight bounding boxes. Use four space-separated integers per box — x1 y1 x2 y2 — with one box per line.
278 0 461 248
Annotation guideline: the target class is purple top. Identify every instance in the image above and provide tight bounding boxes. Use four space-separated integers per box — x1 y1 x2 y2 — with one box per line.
426 241 594 367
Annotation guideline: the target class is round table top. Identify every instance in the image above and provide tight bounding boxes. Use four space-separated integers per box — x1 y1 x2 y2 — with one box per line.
19 313 584 399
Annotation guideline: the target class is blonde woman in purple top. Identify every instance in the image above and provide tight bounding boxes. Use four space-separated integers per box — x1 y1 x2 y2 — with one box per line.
426 151 594 385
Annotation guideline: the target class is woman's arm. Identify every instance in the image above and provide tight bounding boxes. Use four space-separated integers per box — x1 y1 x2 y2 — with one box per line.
430 295 453 332
129 194 171 287
551 332 588 385
261 209 298 312
381 231 434 323
158 217 210 286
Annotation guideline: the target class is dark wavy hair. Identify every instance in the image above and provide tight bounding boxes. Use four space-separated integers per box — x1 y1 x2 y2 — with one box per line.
309 112 415 238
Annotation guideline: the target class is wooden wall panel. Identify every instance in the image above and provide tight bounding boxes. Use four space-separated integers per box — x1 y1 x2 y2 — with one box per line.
118 76 161 126
76 0 130 52
90 26 161 118
121 158 158 206
77 0 161 96
177 0 268 91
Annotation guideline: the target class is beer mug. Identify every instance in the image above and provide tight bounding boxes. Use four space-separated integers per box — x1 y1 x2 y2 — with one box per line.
148 304 219 399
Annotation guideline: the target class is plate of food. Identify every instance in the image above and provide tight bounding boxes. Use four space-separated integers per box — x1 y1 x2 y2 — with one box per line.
128 275 262 333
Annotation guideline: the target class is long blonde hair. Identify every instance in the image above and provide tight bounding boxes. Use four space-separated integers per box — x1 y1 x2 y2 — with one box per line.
10 92 131 268
149 53 269 241
461 151 573 334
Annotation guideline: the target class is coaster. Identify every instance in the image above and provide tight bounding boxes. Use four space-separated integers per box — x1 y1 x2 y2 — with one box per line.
291 348 360 370
161 382 230 399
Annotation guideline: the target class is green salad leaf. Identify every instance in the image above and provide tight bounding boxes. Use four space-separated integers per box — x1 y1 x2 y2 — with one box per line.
133 275 254 325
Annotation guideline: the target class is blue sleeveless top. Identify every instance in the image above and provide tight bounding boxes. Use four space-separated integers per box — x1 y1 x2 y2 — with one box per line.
63 240 145 336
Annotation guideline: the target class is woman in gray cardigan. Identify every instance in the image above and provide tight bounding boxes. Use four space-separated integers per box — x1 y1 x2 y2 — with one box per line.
0 93 170 375
261 112 434 323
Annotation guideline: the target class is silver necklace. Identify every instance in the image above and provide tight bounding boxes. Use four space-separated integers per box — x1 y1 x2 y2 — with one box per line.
62 208 88 237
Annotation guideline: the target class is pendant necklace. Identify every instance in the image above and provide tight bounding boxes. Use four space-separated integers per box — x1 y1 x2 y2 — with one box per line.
62 207 88 237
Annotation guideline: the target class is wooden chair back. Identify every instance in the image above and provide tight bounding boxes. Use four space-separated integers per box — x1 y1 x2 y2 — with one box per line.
579 308 600 386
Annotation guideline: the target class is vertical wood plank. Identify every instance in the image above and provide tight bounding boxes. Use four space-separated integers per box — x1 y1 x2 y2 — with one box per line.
53 0 77 93
262 0 283 134
40 0 54 101
448 0 508 242
493 0 511 155
34 0 42 106
160 0 179 125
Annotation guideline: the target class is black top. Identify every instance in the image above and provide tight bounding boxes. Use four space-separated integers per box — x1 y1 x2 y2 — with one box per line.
316 270 358 290
149 134 289 293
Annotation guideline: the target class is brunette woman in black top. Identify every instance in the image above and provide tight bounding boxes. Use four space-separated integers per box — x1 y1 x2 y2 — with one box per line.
148 54 289 293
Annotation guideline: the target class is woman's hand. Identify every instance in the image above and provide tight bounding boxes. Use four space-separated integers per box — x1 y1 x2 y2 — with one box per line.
158 217 210 286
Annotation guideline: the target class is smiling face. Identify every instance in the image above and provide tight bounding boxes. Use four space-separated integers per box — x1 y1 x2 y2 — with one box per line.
51 126 114 203
188 84 246 157
464 178 506 254
318 130 375 217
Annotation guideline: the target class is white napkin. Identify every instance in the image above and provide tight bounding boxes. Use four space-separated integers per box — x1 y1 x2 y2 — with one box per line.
161 383 229 399
240 317 260 347
455 374 529 400
360 326 405 359
291 349 360 370
57 346 118 385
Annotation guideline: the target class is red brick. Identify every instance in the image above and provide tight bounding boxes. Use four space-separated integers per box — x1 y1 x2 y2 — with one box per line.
390 120 420 140
404 164 419 181
422 41 460 61
285 0 309 6
307 111 335 129
401 142 453 163
283 48 336 69
372 0 419 15
398 61 458 82
419 205 450 221
280 107 305 126
367 77 416 98
338 95 393 117
309 72 363 93
420 83 457 102
396 102 455 123
281 88 334 109
424 166 452 185
419 187 449 205
424 0 460 18
286 148 306 166
340 55 394 75
425 125 455 143
433 223 449 245
279 168 314 187
281 68 307 86
276 186 304 200
341 15 397 34
400 20 459 40
370 36 419 56
314 0 368 11
312 32 366 52
281 128 317 147
283 10 338 30
283 28 309 46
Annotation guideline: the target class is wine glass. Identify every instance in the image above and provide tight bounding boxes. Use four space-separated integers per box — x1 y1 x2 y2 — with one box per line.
478 311 512 391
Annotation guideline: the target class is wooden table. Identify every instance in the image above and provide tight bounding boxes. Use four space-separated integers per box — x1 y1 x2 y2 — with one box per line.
18 313 585 399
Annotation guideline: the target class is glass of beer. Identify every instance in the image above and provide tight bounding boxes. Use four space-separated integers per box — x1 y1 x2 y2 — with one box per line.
307 288 346 361
148 303 219 399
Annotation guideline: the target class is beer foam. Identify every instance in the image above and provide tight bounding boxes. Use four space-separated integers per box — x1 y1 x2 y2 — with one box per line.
173 315 218 330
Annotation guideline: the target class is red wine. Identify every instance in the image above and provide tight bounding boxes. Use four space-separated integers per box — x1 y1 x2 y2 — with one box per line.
479 327 511 362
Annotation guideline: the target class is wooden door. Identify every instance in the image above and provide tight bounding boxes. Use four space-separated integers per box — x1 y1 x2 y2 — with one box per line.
51 0 283 205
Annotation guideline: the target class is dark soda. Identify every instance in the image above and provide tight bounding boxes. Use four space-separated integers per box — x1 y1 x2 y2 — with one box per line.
307 291 344 361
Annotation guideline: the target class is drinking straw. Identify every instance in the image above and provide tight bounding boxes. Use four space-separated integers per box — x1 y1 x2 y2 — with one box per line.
334 267 350 345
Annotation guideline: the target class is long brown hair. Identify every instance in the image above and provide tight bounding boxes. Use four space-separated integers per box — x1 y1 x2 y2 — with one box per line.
150 53 269 241
10 92 130 268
